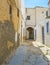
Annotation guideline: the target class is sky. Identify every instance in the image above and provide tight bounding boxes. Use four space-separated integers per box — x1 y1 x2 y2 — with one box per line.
25 0 48 8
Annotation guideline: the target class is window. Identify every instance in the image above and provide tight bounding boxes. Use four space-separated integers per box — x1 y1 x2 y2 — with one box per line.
42 11 44 14
27 16 30 20
9 5 12 21
46 22 49 33
46 11 48 16
17 8 19 17
10 5 12 15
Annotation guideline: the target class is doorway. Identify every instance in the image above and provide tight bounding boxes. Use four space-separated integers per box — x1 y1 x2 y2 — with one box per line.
26 27 34 40
42 27 45 44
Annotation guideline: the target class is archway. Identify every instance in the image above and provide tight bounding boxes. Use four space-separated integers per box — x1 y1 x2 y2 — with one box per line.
26 27 34 40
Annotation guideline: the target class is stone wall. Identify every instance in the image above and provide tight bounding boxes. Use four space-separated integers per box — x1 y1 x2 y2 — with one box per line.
0 0 22 64
0 20 17 65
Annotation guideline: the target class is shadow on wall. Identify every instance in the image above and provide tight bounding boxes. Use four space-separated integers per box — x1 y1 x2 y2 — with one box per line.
0 20 17 65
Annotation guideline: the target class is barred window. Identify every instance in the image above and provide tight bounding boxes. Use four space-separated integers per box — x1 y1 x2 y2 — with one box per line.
27 16 30 20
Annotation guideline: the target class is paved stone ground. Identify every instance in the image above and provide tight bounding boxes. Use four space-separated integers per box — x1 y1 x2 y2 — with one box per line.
7 41 50 65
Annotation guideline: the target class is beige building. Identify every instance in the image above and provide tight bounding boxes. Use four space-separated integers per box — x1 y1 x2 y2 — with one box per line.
0 0 25 64
25 7 48 44
18 0 26 43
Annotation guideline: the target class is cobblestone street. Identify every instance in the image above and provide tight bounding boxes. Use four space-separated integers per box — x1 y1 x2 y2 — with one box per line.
7 41 50 65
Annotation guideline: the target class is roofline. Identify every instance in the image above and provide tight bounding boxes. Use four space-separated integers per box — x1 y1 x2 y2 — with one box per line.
26 6 48 9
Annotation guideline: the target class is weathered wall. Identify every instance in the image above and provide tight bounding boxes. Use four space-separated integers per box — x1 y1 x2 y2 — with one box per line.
0 0 10 22
0 0 26 64
0 21 15 64
0 0 19 64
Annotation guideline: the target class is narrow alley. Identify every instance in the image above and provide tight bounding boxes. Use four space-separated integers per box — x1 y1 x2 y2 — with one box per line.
0 0 50 65
6 40 50 65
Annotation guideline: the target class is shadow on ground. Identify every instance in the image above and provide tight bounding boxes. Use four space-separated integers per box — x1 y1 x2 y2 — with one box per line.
6 41 50 65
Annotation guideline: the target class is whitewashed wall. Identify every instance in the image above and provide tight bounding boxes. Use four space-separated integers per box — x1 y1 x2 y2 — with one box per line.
45 18 50 46
36 7 48 43
26 7 48 43
26 8 35 27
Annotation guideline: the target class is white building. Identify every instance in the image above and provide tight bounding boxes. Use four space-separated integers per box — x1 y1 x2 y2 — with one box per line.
35 7 48 44
26 8 36 40
45 0 50 46
25 7 48 44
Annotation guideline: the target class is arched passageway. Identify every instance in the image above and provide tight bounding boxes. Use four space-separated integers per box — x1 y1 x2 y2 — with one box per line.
26 27 34 40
